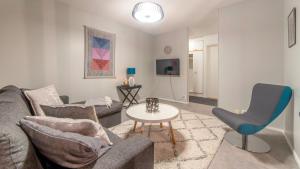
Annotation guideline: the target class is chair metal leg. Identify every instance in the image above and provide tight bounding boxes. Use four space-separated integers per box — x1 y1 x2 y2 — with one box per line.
242 135 248 150
225 131 271 153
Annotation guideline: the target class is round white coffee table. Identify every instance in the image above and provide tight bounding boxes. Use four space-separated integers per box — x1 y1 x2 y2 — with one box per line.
126 103 179 144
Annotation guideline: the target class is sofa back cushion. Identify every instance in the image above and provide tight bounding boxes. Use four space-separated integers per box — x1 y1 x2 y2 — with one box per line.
0 86 42 169
41 104 99 123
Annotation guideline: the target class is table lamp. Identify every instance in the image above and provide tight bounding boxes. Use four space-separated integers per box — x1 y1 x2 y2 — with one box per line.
127 67 136 87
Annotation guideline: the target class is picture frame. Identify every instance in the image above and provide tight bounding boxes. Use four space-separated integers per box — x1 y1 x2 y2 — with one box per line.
84 26 116 79
288 8 296 48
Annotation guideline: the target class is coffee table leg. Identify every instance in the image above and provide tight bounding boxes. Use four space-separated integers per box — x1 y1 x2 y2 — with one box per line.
168 121 176 145
141 123 145 133
160 123 163 128
148 124 152 136
133 121 137 132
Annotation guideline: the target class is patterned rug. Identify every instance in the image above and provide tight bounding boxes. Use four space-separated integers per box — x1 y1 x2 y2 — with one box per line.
109 109 227 169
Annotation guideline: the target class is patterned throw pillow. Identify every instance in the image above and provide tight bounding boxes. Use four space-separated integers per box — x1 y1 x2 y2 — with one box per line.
19 119 111 168
24 85 63 116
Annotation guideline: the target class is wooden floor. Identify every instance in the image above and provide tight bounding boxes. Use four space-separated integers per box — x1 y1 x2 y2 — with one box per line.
121 100 299 169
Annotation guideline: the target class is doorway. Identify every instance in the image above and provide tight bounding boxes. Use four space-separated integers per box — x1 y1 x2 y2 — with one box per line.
189 51 204 95
188 35 219 106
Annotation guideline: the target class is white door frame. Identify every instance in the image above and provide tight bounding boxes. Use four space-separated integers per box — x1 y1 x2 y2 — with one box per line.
205 44 219 99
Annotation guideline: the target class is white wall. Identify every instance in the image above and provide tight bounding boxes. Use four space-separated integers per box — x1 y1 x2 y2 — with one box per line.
218 0 285 128
0 0 154 102
152 29 189 103
206 45 219 99
189 10 219 39
284 0 300 165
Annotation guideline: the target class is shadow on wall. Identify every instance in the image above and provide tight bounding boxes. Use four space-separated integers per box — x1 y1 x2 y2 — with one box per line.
23 0 71 93
25 0 45 87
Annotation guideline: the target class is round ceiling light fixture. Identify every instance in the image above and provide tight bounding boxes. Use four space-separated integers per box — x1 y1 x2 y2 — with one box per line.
132 2 164 23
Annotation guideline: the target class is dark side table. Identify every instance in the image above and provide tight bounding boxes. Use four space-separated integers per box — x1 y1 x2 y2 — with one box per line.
117 85 142 108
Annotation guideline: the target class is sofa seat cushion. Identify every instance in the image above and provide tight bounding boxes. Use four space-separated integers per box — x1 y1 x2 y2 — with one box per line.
94 101 123 118
104 128 122 144
80 135 154 169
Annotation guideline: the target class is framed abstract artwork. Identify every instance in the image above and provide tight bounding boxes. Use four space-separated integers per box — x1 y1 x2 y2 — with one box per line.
84 26 116 78
288 8 296 48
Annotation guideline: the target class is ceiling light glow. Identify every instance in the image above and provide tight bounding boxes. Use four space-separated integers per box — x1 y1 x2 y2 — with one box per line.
132 2 164 23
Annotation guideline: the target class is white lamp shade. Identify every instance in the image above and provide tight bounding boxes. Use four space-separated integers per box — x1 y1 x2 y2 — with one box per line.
132 2 164 23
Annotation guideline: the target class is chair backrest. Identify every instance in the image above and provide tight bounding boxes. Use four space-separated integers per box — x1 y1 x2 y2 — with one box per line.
246 83 292 126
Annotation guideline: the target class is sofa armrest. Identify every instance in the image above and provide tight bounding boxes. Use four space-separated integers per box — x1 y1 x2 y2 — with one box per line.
59 95 69 104
88 135 154 169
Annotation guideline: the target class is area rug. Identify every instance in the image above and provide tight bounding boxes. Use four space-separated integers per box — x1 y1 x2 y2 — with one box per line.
109 109 227 169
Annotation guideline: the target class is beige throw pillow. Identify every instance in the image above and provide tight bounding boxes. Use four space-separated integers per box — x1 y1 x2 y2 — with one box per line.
24 85 63 116
24 116 112 145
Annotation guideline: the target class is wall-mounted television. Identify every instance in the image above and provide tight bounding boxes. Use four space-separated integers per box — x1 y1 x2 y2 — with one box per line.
156 59 180 76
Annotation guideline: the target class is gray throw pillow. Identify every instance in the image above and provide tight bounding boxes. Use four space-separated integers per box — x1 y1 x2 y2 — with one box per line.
19 119 111 168
24 116 112 145
41 104 99 123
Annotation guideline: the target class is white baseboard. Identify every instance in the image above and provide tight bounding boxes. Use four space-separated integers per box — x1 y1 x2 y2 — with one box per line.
283 131 300 168
134 97 188 104
267 127 300 168
266 126 284 133
157 97 189 104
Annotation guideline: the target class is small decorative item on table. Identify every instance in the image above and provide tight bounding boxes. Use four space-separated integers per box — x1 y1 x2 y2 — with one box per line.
123 79 128 86
146 98 159 113
127 67 136 87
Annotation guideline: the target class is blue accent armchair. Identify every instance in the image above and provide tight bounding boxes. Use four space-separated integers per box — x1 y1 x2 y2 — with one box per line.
213 83 292 152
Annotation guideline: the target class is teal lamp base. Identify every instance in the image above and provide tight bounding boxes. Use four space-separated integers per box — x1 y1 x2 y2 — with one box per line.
127 68 136 87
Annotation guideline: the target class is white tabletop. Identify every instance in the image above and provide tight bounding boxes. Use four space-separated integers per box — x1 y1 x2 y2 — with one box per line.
126 103 179 123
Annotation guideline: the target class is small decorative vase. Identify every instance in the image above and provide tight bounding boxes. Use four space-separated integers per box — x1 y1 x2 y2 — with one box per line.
123 79 128 86
128 76 135 87
146 98 159 113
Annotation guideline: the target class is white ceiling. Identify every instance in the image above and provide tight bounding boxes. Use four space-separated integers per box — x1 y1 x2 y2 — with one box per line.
58 0 244 35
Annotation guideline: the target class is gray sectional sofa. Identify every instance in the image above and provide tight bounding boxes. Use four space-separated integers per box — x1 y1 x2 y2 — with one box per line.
0 85 154 169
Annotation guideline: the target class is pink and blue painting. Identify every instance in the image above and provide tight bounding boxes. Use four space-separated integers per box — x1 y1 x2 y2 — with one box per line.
85 26 115 78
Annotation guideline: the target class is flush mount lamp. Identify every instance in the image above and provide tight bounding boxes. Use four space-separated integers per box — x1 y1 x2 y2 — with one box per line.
132 2 164 23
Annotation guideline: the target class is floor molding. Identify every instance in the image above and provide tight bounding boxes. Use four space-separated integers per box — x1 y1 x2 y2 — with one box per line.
137 97 189 105
266 126 284 133
189 96 218 106
158 97 189 104
267 127 300 168
266 126 300 168
283 131 300 168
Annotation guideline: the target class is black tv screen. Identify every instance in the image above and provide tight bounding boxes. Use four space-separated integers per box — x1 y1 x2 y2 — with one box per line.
156 59 180 75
